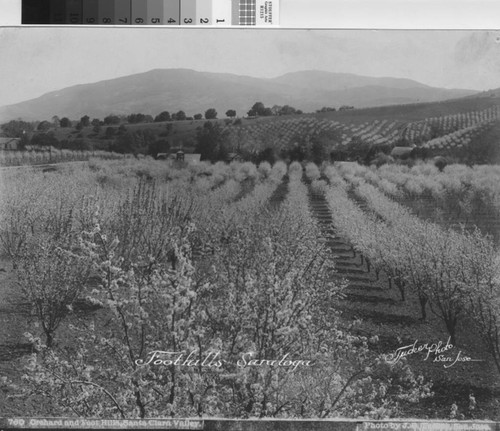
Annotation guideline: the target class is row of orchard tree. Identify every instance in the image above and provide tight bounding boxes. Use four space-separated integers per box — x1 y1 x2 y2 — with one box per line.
313 163 500 374
1 160 433 418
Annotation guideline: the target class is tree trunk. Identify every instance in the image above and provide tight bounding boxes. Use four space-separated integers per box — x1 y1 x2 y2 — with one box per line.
419 294 427 321
395 278 405 302
445 317 457 346
169 368 176 405
135 390 146 418
45 331 54 349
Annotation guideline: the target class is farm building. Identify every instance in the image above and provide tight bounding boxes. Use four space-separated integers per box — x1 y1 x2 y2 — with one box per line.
184 153 201 163
0 137 20 150
390 146 414 158
226 153 244 163
157 151 201 164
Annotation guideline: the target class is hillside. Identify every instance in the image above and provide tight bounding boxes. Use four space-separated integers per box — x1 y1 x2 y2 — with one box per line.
15 89 500 167
0 69 477 122
218 92 500 152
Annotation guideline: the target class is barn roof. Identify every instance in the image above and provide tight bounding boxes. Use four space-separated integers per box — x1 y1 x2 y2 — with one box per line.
0 137 20 144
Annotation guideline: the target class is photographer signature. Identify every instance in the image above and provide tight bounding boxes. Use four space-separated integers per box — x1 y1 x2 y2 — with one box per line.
384 337 484 368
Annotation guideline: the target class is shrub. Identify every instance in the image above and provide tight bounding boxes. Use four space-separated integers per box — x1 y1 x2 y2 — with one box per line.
311 179 328 194
288 161 303 181
257 161 272 179
305 162 321 181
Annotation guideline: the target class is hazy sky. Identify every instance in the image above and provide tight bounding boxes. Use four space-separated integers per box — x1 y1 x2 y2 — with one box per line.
1 28 500 107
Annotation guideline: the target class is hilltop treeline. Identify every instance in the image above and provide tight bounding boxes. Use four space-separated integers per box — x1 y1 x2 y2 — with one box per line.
0 101 307 138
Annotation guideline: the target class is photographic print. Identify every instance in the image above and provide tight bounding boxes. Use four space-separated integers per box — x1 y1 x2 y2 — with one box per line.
0 27 500 424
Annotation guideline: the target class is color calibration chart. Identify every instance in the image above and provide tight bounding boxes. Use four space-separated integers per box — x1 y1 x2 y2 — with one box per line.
22 0 279 26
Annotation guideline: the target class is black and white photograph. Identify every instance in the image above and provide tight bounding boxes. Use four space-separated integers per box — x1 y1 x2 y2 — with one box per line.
1 27 500 424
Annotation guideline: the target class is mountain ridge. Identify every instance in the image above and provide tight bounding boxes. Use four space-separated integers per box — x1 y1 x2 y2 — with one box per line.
0 69 478 122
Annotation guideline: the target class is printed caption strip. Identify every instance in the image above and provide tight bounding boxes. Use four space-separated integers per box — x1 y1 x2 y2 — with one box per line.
21 0 278 25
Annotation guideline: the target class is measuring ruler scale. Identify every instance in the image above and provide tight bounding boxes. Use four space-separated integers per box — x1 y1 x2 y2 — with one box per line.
22 0 279 25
